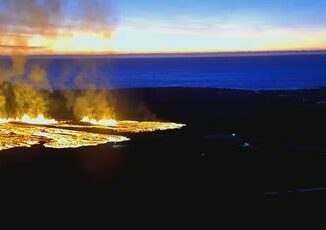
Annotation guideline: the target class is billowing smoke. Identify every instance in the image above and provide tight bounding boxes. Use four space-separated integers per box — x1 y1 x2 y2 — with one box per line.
0 0 116 120
0 0 63 55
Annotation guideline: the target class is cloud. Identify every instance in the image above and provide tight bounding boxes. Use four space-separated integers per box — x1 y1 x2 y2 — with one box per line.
0 0 115 55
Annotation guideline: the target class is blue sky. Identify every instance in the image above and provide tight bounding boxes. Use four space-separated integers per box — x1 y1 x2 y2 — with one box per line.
115 0 326 27
106 0 326 52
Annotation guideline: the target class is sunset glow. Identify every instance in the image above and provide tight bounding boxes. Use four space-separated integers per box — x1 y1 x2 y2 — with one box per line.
0 27 325 55
1 0 326 55
0 31 113 55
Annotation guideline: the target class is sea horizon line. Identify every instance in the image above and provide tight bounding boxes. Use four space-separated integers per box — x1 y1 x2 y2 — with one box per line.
1 50 326 59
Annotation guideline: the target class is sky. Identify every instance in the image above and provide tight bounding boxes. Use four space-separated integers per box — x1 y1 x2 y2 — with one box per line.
1 0 326 54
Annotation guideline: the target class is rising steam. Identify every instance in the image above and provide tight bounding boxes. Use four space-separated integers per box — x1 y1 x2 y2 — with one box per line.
0 0 116 120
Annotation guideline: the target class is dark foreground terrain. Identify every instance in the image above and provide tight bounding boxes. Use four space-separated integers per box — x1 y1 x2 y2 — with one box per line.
1 87 326 219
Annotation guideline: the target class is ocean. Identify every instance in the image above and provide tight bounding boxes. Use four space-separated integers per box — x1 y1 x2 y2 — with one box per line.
2 54 326 90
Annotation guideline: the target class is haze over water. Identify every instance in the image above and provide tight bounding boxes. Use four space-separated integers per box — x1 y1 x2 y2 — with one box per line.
34 54 326 90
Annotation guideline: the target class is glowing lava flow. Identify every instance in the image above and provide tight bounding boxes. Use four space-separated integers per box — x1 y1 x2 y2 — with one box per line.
0 122 129 151
79 118 186 133
112 120 186 133
0 116 185 152
78 118 186 133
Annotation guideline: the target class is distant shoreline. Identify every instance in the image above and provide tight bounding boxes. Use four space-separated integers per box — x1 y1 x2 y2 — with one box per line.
56 86 326 93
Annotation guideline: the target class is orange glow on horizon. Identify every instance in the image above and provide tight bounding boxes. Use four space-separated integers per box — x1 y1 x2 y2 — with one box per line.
1 27 326 55
0 30 113 55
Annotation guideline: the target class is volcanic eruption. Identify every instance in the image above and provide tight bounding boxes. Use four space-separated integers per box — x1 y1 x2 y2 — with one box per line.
0 0 185 151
